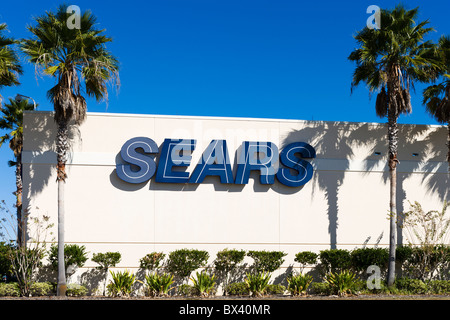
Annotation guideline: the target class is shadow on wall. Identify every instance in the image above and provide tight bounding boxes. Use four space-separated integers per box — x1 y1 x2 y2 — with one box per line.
281 121 448 249
22 114 81 241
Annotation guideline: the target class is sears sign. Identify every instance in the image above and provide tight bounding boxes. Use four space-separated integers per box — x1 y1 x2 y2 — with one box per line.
116 138 316 187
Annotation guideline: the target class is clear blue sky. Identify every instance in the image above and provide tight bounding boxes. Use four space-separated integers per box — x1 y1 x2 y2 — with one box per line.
0 0 449 207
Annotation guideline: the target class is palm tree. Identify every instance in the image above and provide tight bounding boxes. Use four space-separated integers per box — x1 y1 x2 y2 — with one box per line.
0 23 23 105
422 35 450 169
348 5 440 287
0 98 36 245
20 5 120 296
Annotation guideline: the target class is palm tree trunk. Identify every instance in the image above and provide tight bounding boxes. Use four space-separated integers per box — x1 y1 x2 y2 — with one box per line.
15 154 24 247
386 74 400 287
56 121 68 296
447 121 449 171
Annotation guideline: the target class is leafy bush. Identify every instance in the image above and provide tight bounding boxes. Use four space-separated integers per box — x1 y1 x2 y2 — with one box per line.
144 272 174 297
166 249 209 281
48 244 88 277
139 252 165 272
92 252 121 270
190 271 216 297
287 272 313 296
214 248 246 294
247 250 287 273
394 278 427 294
350 248 389 273
224 282 249 296
309 282 331 295
107 270 136 297
324 270 360 296
319 249 352 274
294 251 318 272
265 283 286 295
428 280 450 294
245 271 271 297
30 282 53 296
0 282 20 296
66 283 88 297
0 242 14 280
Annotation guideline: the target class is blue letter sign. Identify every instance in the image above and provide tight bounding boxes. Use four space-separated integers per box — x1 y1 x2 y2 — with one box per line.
116 137 315 187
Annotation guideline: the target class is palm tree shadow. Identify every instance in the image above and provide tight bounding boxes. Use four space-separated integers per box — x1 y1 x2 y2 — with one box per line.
281 121 447 250
282 121 357 249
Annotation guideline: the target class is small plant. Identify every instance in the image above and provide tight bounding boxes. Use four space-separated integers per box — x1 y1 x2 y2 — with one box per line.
30 282 53 296
225 282 250 296
66 283 88 297
144 272 174 297
139 252 165 273
107 270 136 297
245 271 271 297
213 248 245 294
49 244 88 278
92 251 121 296
247 250 287 273
166 249 209 282
287 272 313 296
324 270 359 296
319 249 352 275
264 283 286 295
190 270 216 297
294 251 318 273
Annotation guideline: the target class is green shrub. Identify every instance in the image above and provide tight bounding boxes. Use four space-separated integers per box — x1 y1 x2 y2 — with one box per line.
287 273 313 296
428 280 450 294
319 249 352 274
66 283 88 297
0 282 20 296
245 271 271 297
139 252 165 272
294 251 318 272
92 252 121 270
107 270 136 297
0 242 14 280
144 272 174 297
350 248 389 272
324 270 360 296
394 278 427 294
247 250 287 273
225 282 250 296
177 283 196 296
265 283 286 295
310 282 331 295
166 249 209 281
190 271 216 297
30 282 53 296
48 244 88 277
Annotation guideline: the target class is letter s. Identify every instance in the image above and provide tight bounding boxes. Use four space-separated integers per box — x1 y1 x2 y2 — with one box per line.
116 137 158 184
276 142 315 187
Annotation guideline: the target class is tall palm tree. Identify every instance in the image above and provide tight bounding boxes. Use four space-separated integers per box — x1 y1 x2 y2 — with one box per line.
0 98 36 245
348 5 440 287
21 5 120 296
422 35 450 169
0 23 23 105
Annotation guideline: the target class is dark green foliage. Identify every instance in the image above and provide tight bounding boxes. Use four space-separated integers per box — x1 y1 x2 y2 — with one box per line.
294 251 318 266
350 248 389 272
247 250 287 273
48 244 88 276
139 252 165 272
0 242 14 280
319 249 352 274
166 249 209 279
214 248 245 273
224 282 250 296
92 252 121 270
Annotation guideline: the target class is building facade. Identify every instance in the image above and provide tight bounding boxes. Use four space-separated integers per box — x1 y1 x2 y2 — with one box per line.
22 111 448 288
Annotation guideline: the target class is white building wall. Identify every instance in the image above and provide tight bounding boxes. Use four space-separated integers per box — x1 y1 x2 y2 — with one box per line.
22 111 448 288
